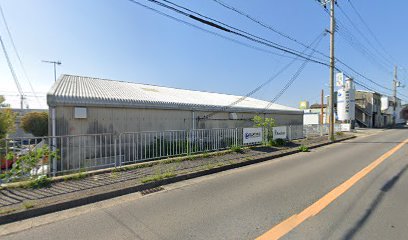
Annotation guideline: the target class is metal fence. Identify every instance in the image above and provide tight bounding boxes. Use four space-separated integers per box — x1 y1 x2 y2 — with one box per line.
119 128 242 165
0 124 343 181
303 124 341 137
0 133 116 178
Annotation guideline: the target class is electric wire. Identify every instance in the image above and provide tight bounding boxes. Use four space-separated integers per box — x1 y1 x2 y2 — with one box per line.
0 36 24 105
347 0 396 64
0 3 41 107
213 0 395 96
264 33 326 110
336 3 393 73
130 0 329 65
202 31 327 119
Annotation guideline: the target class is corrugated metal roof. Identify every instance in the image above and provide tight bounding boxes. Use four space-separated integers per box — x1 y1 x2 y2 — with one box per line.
47 74 302 114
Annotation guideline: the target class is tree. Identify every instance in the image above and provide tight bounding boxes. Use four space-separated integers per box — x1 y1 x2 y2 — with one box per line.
0 96 16 139
21 112 48 137
252 115 276 141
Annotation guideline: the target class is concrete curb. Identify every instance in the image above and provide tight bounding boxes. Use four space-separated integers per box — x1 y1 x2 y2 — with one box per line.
0 136 355 225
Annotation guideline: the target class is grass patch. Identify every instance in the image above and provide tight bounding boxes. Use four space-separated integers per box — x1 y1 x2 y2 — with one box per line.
28 176 52 189
22 201 34 209
63 172 86 181
336 131 345 136
0 207 18 215
140 172 177 183
298 145 309 152
110 172 119 179
230 145 244 154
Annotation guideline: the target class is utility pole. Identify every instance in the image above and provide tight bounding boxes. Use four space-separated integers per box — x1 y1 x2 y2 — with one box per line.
321 89 324 124
42 60 61 82
328 0 335 141
393 65 399 126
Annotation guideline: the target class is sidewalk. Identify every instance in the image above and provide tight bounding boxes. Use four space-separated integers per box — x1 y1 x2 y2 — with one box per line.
0 134 354 224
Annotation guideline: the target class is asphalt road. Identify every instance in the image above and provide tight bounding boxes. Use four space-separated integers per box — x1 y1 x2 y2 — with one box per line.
2 128 408 240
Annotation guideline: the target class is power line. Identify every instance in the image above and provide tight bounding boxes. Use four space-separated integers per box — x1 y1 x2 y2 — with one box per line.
0 3 42 107
336 3 393 73
313 1 394 94
347 0 396 64
202 31 327 119
126 0 300 60
159 0 326 62
134 0 396 101
213 0 394 96
211 0 327 57
131 0 329 65
0 36 25 109
264 33 326 110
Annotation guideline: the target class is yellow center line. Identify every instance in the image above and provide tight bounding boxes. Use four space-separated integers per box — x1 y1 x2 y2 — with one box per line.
256 138 408 240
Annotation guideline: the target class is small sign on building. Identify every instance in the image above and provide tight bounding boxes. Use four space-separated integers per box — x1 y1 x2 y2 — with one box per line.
243 128 263 144
273 126 287 140
336 72 344 87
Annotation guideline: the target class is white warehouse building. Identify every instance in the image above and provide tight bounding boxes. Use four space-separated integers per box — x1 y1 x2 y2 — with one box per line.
47 75 303 136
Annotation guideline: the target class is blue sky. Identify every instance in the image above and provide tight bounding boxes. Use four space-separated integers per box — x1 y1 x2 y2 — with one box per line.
0 0 407 109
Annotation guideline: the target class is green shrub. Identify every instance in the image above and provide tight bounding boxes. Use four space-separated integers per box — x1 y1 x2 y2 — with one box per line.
230 145 244 153
269 138 287 147
298 145 309 152
252 115 276 141
28 175 51 189
20 112 48 137
336 131 344 136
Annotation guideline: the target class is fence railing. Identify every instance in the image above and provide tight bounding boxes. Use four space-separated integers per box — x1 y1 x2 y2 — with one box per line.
303 124 341 137
0 124 343 182
119 128 242 166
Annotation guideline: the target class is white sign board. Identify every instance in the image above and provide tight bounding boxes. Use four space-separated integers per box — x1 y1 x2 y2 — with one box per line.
336 72 344 87
74 107 87 119
340 123 351 132
273 126 287 140
243 128 263 144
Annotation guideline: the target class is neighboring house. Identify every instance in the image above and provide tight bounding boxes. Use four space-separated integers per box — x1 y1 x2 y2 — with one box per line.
47 75 304 136
381 96 406 125
355 90 383 128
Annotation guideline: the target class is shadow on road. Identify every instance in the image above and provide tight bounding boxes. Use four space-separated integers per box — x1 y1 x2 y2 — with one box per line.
342 164 408 240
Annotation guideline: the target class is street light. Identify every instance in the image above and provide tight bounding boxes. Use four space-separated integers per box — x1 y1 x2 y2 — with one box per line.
42 60 62 82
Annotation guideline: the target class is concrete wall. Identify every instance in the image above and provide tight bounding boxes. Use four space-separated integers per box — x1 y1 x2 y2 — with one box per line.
52 106 303 136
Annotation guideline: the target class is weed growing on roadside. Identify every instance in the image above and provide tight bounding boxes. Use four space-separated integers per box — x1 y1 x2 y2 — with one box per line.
110 172 119 179
230 145 244 154
0 208 17 215
28 175 51 189
22 201 34 209
269 138 287 147
336 131 344 136
140 171 177 183
298 145 309 152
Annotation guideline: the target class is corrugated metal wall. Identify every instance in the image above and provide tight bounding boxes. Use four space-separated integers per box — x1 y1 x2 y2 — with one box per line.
54 106 303 136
